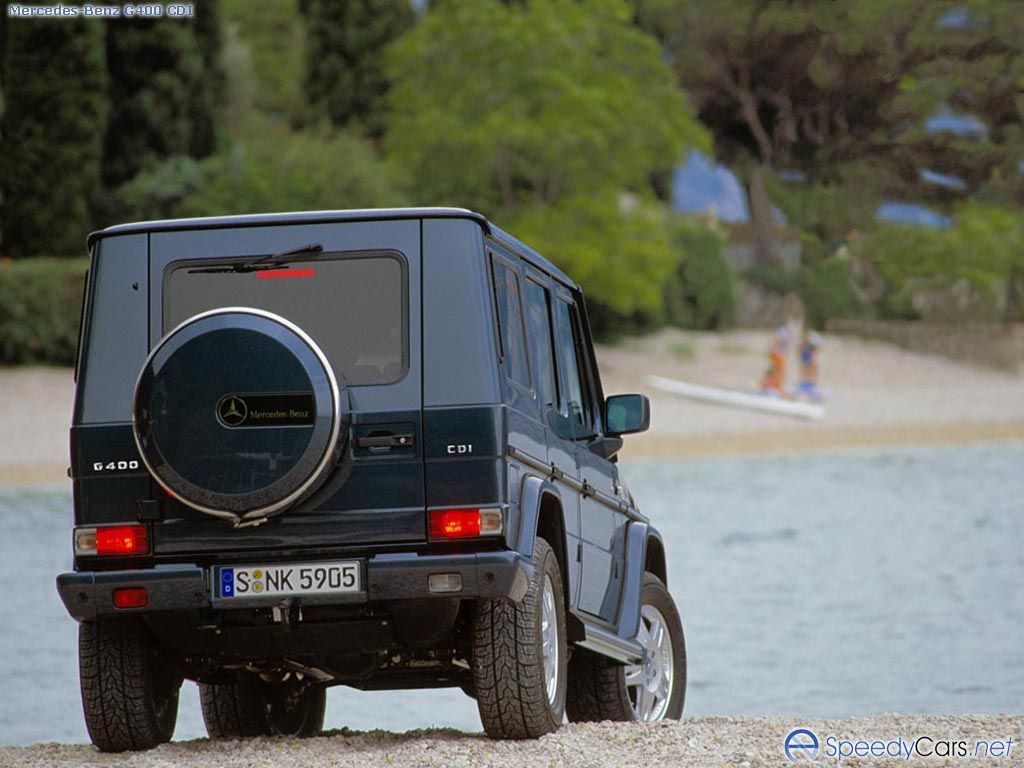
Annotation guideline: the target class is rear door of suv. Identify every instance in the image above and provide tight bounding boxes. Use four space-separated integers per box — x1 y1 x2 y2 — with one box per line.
147 220 425 557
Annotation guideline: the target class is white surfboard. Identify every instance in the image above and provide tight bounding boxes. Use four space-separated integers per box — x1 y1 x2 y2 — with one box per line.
647 375 826 421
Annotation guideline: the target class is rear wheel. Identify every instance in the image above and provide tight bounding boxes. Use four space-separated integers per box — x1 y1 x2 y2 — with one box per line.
79 619 182 753
199 674 326 738
566 573 686 722
472 537 567 739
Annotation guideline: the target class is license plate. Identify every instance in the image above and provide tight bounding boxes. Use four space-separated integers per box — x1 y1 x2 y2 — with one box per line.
217 560 360 599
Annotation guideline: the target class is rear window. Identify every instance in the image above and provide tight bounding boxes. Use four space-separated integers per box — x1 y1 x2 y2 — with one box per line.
164 252 407 386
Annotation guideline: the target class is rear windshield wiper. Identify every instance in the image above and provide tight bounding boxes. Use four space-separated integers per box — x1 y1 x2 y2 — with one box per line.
188 243 323 274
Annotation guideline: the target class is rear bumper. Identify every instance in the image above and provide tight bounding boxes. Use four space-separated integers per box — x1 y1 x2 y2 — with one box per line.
57 550 533 621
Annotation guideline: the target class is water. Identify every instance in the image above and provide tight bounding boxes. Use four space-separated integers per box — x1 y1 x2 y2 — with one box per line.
1 441 1022 745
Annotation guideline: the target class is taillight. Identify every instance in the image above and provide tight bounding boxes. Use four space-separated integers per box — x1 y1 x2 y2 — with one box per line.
257 268 316 280
428 508 502 539
75 525 149 556
112 587 148 609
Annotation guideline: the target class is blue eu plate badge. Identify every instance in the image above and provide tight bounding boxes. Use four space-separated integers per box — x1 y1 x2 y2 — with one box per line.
220 567 235 597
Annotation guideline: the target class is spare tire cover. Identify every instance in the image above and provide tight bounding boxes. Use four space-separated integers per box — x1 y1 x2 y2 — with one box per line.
133 308 344 520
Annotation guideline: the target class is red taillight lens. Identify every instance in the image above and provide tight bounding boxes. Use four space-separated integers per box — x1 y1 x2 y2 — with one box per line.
429 508 482 539
96 525 149 556
112 587 148 609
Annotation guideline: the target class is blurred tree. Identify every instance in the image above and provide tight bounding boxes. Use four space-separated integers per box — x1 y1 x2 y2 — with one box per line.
303 0 415 137
385 0 707 315
1 17 107 257
222 0 305 122
190 0 226 157
102 10 222 187
508 195 679 317
633 0 1024 261
387 0 706 211
866 203 1024 321
113 122 408 222
663 217 735 330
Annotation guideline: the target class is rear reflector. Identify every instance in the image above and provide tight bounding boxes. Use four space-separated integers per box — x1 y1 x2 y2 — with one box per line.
94 525 149 556
112 587 148 609
428 573 463 593
428 508 502 539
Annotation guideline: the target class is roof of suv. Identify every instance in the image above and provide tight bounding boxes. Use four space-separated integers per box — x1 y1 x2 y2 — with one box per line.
87 207 577 288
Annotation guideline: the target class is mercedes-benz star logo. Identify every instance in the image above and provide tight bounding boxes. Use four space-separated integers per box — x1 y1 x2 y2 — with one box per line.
217 395 248 427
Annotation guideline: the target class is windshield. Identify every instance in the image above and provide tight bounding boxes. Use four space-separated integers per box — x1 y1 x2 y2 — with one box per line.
164 252 407 386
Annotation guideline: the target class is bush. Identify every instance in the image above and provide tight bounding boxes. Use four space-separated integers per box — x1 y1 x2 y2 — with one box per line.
800 256 863 328
866 204 1024 321
663 219 734 330
0 258 89 365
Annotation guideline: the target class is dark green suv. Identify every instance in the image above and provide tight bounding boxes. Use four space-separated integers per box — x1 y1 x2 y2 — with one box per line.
58 208 686 752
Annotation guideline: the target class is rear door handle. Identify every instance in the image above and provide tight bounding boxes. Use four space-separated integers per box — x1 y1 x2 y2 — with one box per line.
356 434 415 450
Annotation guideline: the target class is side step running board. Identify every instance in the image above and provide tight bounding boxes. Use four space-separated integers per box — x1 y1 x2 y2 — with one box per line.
577 624 644 664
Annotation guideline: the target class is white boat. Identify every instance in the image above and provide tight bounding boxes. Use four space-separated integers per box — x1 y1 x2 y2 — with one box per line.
647 375 826 421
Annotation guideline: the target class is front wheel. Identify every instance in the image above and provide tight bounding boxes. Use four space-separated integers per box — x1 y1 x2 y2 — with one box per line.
566 573 686 722
472 537 567 739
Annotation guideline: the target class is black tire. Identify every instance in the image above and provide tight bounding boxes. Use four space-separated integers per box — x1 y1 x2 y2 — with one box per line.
472 537 567 739
200 674 326 738
566 573 686 723
79 618 182 753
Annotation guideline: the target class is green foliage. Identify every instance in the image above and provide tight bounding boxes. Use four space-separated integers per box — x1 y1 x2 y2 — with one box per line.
190 0 226 157
0 258 88 364
222 0 305 120
303 0 415 136
765 171 885 247
102 16 219 186
800 256 864 328
742 266 801 296
636 0 1024 230
867 204 1024 321
112 156 206 222
663 219 734 330
115 124 408 221
1 18 107 257
386 0 708 212
508 194 678 318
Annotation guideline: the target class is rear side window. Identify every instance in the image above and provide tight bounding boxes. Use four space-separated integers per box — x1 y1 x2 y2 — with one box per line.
165 253 406 386
524 279 557 408
491 258 530 388
553 298 591 436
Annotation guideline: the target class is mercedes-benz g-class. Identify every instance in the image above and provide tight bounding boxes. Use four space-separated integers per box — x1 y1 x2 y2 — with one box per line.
58 208 686 751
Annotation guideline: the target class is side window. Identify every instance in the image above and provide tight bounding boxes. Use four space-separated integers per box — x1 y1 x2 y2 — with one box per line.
491 258 530 388
524 279 557 408
553 297 592 437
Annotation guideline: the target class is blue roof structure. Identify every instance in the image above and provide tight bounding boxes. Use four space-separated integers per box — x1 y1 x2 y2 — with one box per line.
671 151 750 222
875 201 952 228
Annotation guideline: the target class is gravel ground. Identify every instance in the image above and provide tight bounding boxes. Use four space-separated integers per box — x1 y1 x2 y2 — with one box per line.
2 716 1021 768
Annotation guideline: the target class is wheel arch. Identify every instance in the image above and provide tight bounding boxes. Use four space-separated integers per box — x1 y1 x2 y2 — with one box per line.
517 474 584 641
644 529 668 586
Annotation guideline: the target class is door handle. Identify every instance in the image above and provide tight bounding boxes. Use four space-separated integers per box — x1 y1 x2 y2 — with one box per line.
356 433 415 450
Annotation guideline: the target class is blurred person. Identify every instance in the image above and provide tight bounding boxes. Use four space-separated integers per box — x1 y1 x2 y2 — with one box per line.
760 326 790 395
795 330 824 401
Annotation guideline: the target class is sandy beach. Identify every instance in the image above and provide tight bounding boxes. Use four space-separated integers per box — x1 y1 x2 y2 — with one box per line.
2 716 1021 767
3 329 1022 485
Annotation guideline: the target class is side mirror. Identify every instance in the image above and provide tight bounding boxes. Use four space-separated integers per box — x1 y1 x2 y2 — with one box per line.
604 394 650 436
